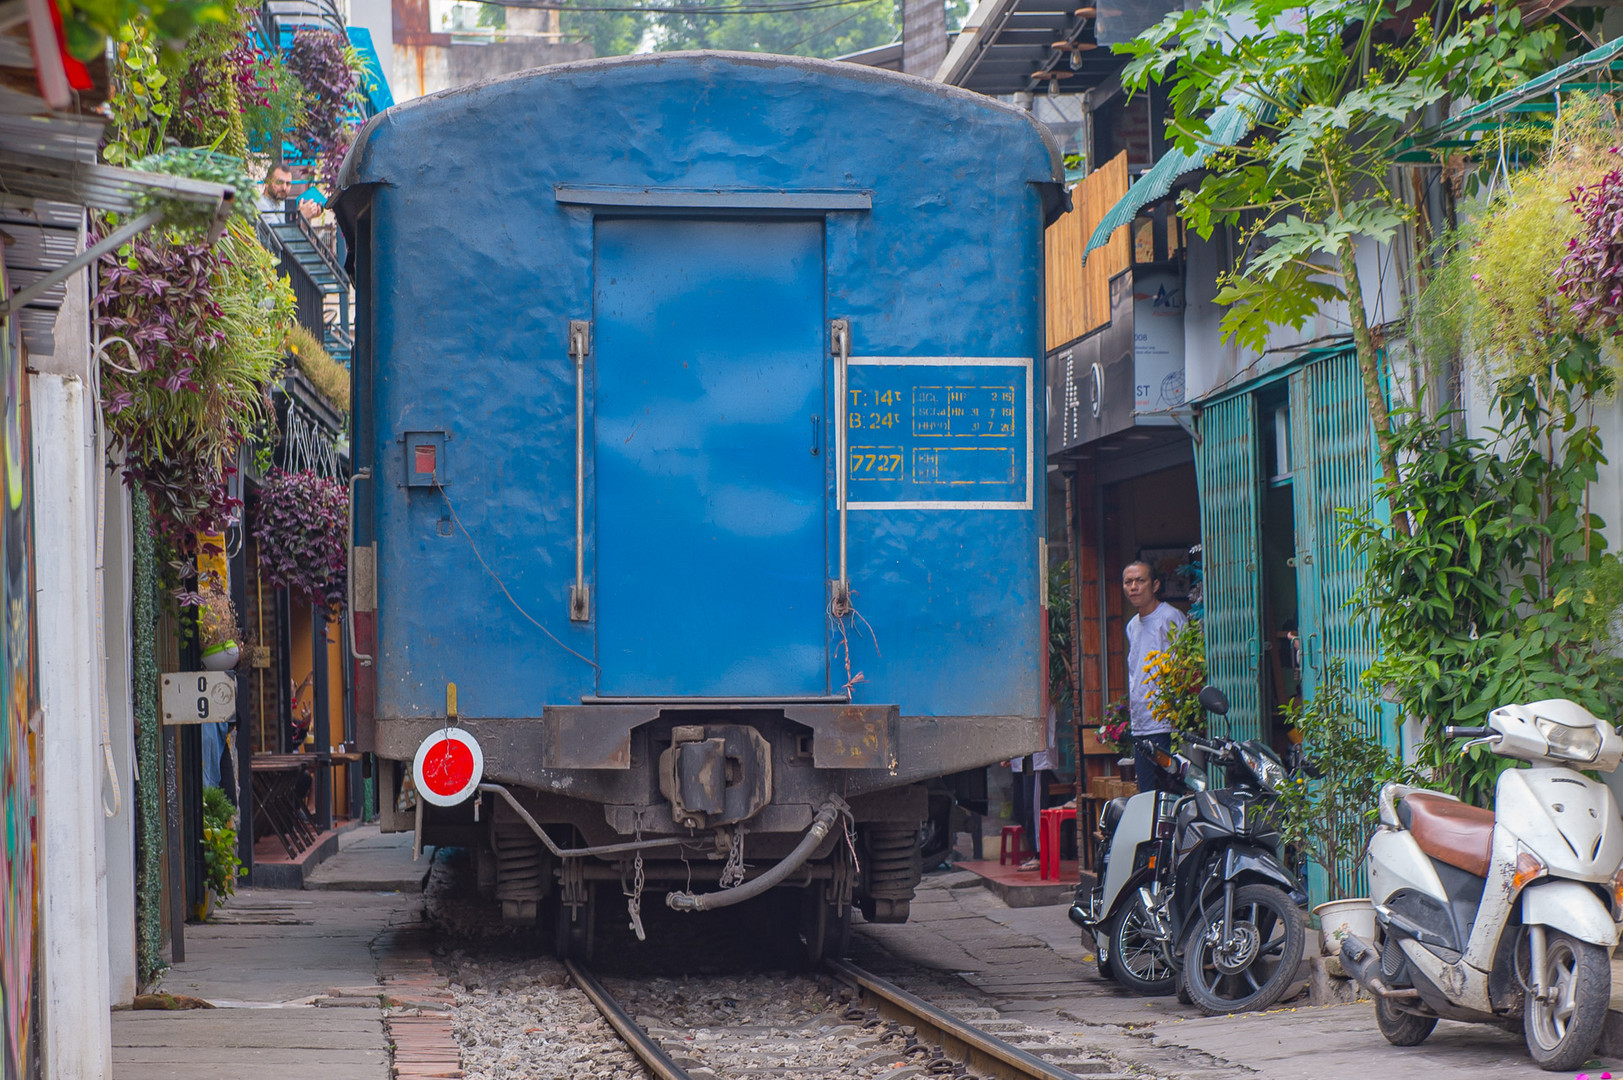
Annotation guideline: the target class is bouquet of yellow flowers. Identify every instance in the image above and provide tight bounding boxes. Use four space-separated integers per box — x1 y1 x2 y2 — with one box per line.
1142 619 1206 736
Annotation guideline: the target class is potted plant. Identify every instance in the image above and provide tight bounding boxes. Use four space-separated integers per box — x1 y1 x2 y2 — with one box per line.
197 786 242 918
253 467 348 609
1098 696 1134 781
1275 659 1419 952
197 582 240 671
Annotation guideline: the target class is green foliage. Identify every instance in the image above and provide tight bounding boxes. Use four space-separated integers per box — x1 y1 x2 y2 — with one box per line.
285 323 350 412
241 48 307 155
562 8 646 56
1145 618 1206 737
1118 0 1560 357
1049 560 1074 712
1346 354 1623 806
1273 660 1419 901
57 0 227 62
217 221 297 375
96 218 291 547
104 23 176 165
1412 100 1623 384
168 23 248 157
563 0 968 57
649 0 899 57
129 148 258 233
201 786 242 899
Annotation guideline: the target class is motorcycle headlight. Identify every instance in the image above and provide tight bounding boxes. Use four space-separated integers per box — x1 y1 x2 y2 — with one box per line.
1533 715 1602 763
1241 747 1287 794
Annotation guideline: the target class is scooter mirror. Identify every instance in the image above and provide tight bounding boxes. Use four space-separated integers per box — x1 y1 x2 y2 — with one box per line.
1199 685 1230 716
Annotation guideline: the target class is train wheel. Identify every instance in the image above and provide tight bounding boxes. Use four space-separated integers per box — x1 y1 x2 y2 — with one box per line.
554 881 597 962
799 884 852 964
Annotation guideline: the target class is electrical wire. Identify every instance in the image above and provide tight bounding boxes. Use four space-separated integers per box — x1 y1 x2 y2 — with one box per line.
489 0 881 15
432 477 599 670
779 0 881 51
88 244 124 821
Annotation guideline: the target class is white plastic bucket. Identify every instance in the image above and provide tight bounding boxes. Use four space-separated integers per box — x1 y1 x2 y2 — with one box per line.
1314 898 1376 956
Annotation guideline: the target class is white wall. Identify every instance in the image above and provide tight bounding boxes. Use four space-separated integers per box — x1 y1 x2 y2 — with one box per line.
32 262 115 1075
1182 227 1410 403
349 0 395 93
100 465 137 1006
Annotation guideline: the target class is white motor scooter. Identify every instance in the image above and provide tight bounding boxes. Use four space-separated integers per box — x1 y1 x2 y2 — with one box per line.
1339 700 1623 1071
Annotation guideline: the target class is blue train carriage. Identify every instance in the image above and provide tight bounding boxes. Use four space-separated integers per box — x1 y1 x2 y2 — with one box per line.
334 52 1063 958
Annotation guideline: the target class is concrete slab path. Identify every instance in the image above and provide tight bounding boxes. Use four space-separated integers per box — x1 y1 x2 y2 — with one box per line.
852 868 1612 1080
112 825 426 1079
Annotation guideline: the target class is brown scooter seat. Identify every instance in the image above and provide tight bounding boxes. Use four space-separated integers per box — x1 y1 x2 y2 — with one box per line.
1400 792 1495 878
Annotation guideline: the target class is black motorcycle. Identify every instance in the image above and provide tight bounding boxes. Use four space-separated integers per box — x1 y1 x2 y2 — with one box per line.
1070 687 1308 1014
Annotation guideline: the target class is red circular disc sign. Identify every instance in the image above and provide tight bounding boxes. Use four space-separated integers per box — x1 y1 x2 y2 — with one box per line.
412 729 483 807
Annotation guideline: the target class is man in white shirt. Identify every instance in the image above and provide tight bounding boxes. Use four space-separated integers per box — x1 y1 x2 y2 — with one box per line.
256 164 294 217
1123 560 1187 792
256 164 321 222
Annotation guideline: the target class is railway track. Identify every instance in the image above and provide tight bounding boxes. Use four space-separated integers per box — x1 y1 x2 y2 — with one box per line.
563 956 1108 1080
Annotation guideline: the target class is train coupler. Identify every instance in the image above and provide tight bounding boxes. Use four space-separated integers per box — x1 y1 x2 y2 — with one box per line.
658 724 772 829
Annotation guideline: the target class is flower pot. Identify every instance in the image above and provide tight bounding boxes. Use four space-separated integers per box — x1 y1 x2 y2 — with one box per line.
1314 898 1375 955
200 641 239 671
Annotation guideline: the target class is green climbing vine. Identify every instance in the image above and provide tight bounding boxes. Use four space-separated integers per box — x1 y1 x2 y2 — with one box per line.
133 491 165 988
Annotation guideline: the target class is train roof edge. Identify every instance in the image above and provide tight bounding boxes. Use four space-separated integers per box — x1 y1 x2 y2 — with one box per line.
332 50 1068 256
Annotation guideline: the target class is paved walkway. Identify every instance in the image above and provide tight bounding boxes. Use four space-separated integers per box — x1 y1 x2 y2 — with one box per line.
851 869 1610 1080
112 827 426 1080
114 826 1618 1079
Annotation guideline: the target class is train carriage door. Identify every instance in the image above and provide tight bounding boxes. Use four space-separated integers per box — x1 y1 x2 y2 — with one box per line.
593 218 828 697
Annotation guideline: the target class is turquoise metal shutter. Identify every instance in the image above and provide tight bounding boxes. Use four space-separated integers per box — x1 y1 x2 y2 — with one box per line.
1288 369 1320 703
1297 346 1386 901
1301 348 1386 744
1196 392 1264 742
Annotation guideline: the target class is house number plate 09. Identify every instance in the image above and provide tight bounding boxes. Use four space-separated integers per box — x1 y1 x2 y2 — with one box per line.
160 672 238 725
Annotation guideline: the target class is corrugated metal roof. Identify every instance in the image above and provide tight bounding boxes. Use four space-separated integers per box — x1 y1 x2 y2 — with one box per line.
934 0 1156 95
1084 99 1261 257
1401 37 1623 159
0 135 235 355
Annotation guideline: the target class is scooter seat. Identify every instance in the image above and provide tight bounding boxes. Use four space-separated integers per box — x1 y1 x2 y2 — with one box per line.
1099 796 1128 836
1400 791 1495 877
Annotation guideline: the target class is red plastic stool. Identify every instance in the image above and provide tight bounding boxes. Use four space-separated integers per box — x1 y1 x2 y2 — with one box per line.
998 825 1027 865
1039 806 1078 880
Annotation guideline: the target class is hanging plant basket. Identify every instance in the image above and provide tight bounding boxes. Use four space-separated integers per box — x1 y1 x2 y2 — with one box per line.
201 641 240 670
253 467 348 609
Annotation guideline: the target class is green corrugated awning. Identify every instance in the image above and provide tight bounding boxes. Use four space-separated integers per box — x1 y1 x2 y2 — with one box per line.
1428 37 1623 143
1395 38 1623 161
1084 100 1263 258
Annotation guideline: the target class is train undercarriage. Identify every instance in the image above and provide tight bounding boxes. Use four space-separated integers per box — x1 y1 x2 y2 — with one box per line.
372 706 1001 959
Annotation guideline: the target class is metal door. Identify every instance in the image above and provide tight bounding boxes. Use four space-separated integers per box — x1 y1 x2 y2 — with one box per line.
1295 348 1385 742
1196 392 1263 741
593 218 828 697
1292 347 1386 901
1288 370 1320 701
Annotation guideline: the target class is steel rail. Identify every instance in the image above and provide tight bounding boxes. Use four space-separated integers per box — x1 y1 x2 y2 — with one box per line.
563 959 693 1080
825 958 1091 1080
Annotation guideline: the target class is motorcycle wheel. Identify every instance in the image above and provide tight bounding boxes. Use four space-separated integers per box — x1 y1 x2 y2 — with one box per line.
1374 996 1436 1046
1523 929 1611 1071
1180 883 1305 1016
1110 894 1176 995
1110 889 1175 993
1093 916 1115 981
